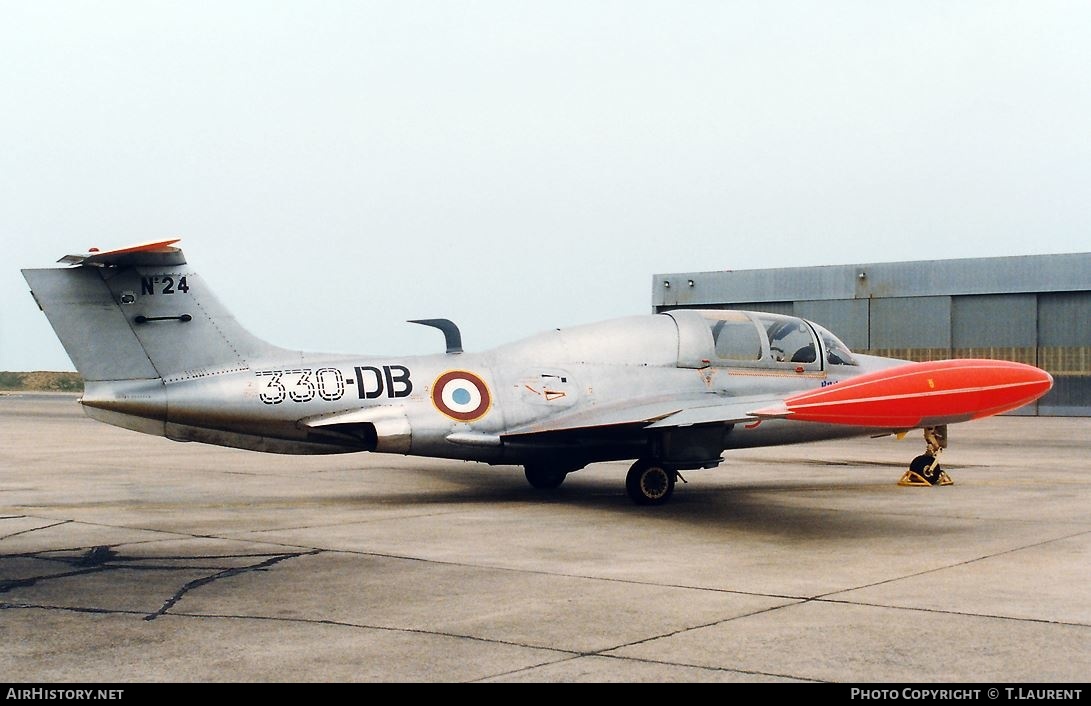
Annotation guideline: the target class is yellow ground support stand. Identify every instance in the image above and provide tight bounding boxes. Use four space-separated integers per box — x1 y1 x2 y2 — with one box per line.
898 469 953 486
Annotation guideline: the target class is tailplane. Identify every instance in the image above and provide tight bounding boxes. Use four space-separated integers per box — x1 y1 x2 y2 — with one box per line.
22 240 289 384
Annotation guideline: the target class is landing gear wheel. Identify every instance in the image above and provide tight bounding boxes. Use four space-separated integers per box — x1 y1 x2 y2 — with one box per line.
524 464 567 490
903 453 946 486
626 461 676 505
909 453 940 481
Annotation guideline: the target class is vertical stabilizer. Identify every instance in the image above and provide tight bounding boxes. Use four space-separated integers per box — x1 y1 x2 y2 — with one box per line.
22 242 291 383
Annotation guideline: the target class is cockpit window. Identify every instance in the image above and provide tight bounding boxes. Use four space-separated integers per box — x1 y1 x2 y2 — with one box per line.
683 310 849 369
699 311 762 361
757 315 817 364
812 323 858 366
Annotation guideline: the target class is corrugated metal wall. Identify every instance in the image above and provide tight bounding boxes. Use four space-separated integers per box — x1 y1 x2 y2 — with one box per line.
1038 293 1091 415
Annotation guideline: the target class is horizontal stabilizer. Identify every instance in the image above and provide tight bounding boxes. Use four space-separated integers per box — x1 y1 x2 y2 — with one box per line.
59 239 184 267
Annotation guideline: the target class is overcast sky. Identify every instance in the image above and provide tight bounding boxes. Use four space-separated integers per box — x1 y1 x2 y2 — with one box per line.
4 1 1090 372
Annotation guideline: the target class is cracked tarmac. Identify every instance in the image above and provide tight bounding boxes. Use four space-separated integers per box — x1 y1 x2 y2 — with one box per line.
1 393 1088 682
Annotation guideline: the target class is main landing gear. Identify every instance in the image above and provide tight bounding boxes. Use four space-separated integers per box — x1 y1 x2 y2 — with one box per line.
522 459 688 505
899 425 953 486
625 460 685 505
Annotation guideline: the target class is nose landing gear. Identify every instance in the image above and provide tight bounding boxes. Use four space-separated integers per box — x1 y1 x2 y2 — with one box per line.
899 425 953 486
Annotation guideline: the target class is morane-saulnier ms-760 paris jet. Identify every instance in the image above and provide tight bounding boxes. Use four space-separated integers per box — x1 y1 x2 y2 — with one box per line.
22 239 1054 505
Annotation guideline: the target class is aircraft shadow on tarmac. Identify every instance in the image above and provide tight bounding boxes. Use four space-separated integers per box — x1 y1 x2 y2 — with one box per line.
345 460 945 542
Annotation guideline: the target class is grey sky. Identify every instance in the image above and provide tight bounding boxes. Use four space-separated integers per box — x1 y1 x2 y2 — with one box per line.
4 1 1090 371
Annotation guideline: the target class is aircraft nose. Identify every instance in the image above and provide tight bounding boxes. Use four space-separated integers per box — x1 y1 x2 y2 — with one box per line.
1029 364 1047 392
943 359 1053 419
1011 360 1053 391
1025 363 1053 395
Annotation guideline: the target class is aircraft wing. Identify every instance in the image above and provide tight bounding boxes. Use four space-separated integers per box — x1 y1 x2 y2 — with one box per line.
644 394 788 428
500 392 783 439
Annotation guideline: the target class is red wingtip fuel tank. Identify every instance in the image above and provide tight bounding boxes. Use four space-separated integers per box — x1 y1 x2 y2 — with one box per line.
753 359 1054 428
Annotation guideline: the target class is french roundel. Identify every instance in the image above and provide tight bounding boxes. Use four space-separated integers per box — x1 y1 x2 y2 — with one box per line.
431 370 491 422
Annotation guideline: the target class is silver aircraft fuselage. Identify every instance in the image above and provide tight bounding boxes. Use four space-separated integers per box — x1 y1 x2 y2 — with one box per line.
79 310 900 465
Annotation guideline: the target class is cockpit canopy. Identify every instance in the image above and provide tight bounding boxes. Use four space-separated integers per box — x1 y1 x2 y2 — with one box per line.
667 310 858 370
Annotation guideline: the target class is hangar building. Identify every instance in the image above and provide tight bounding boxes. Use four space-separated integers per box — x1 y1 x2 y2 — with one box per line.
652 253 1091 416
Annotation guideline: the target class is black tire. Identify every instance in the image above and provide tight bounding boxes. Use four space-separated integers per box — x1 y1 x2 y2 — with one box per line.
626 461 676 505
909 454 942 485
524 464 567 490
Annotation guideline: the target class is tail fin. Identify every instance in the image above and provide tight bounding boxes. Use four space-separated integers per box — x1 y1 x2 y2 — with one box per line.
22 240 289 383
